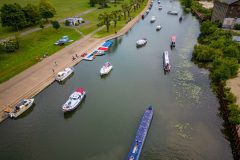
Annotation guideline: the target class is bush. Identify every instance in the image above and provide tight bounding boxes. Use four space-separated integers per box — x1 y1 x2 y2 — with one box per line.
192 45 222 62
211 58 238 82
234 24 240 30
65 20 70 26
228 104 240 124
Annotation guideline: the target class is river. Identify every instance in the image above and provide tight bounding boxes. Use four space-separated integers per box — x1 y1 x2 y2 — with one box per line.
0 1 234 160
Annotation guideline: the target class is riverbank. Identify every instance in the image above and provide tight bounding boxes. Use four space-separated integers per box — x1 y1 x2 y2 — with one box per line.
0 0 151 123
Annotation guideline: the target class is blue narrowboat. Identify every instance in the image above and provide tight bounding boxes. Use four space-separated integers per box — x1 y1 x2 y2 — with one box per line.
127 106 153 160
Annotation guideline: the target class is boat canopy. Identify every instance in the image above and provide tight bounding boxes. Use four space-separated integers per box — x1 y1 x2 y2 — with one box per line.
171 36 176 42
76 88 85 94
98 47 108 51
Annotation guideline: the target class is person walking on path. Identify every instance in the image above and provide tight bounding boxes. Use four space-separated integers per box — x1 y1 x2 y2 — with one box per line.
54 61 58 66
52 68 55 74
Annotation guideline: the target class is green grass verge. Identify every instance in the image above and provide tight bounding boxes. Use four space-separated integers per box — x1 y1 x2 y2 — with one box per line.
0 27 81 83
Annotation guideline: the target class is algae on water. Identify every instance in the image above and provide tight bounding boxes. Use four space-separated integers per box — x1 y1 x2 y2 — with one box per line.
174 123 193 139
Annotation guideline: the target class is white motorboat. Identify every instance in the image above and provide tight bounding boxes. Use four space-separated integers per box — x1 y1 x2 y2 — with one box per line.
145 9 150 14
167 11 178 15
136 38 147 47
62 88 86 112
156 25 162 31
150 16 156 23
158 0 161 4
9 99 34 118
163 51 171 71
158 6 162 10
100 62 113 76
55 67 74 82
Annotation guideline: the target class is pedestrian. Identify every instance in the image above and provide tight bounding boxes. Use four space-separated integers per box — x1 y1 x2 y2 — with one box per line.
52 68 55 73
72 56 76 61
75 54 78 58
54 61 57 66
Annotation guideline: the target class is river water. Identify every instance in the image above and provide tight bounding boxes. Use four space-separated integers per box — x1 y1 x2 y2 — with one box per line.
0 1 234 160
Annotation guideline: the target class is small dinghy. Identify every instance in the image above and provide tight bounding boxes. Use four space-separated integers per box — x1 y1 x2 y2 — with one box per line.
167 11 178 15
163 51 171 71
62 88 86 112
100 62 113 76
158 0 161 4
170 36 176 48
55 67 74 82
9 99 34 118
156 25 162 31
127 106 153 160
136 38 147 48
150 16 156 23
158 6 162 10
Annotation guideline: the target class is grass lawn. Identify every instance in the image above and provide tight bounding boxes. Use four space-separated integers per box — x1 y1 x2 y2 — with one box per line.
0 0 91 38
0 27 81 83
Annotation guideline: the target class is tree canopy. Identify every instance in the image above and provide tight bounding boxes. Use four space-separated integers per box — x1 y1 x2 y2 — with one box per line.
39 0 56 21
0 3 27 31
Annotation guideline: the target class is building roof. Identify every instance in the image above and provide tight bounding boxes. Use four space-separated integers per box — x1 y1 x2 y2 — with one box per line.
218 0 239 5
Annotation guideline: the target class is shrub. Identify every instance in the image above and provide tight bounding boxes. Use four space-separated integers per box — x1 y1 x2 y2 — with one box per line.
228 104 240 124
234 24 240 30
192 45 222 62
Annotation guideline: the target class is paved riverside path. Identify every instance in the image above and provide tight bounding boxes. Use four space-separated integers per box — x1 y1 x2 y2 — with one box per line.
0 0 151 122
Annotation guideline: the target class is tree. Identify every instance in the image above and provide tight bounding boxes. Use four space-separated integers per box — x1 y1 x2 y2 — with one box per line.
111 10 122 27
200 20 218 36
89 0 97 7
98 12 113 32
51 20 60 30
184 0 192 8
98 0 108 8
23 4 41 26
0 3 27 31
211 58 238 82
121 4 128 19
39 0 56 22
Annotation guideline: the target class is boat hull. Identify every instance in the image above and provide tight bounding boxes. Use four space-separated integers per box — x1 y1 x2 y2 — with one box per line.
100 66 113 75
9 99 34 118
55 68 74 82
62 92 86 112
127 106 153 160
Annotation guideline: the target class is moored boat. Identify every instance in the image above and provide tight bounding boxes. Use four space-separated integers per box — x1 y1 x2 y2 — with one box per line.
163 51 171 71
9 99 34 118
55 67 74 82
100 62 113 76
62 88 86 112
127 106 153 160
167 11 178 15
150 16 156 23
158 6 162 10
170 35 176 48
136 38 147 48
156 25 162 31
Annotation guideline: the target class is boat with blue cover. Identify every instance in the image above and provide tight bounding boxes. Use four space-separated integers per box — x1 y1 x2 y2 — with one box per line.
127 106 153 160
102 40 113 48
